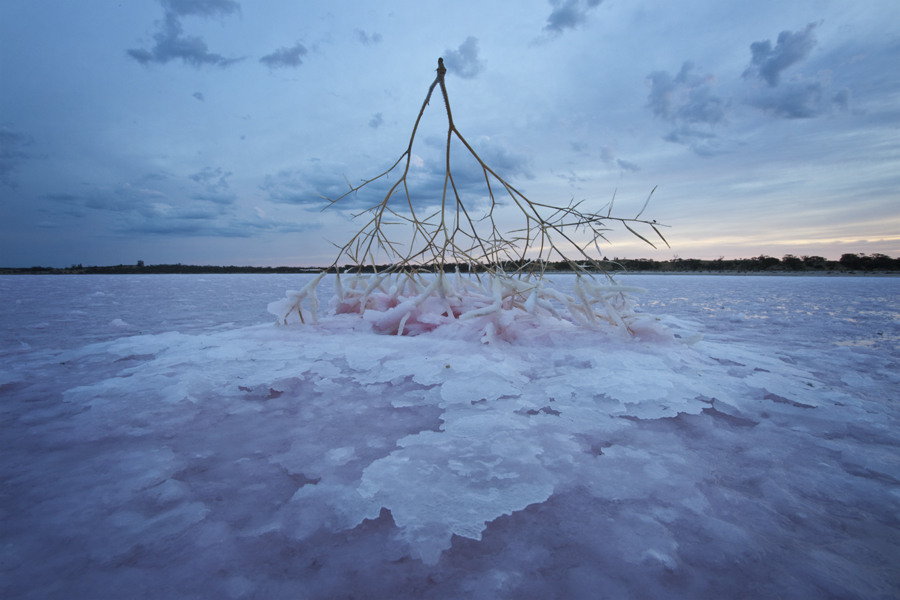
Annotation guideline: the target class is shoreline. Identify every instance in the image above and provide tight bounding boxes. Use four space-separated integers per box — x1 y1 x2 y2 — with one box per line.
2 269 898 277
610 270 900 277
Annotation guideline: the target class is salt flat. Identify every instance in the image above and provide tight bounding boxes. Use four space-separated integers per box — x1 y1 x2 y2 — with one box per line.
1 274 898 599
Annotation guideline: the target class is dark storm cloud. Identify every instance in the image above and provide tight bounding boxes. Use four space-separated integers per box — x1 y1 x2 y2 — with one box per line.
646 62 727 155
189 167 236 204
122 220 251 237
442 37 485 79
47 176 236 219
748 80 826 119
262 136 532 212
259 171 307 205
190 166 230 190
259 42 308 68
44 193 88 218
48 185 167 219
128 12 242 67
646 62 726 125
356 30 382 45
119 207 316 237
544 0 604 34
743 65 852 119
743 23 818 87
261 163 361 207
45 177 311 238
650 26 853 135
262 161 404 211
0 125 32 188
59 185 164 214
120 215 315 237
675 85 727 125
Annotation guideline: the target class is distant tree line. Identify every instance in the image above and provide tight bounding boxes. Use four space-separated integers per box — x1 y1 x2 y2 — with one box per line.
1 263 322 275
597 253 900 273
3 253 898 275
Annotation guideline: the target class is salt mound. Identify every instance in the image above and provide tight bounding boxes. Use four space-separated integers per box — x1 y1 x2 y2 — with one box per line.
55 303 817 564
268 270 667 343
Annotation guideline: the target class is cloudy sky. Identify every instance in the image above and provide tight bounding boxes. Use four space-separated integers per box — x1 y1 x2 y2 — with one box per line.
1 0 898 267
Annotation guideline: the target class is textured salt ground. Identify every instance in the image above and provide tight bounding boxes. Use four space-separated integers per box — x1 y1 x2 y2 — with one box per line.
1 274 898 599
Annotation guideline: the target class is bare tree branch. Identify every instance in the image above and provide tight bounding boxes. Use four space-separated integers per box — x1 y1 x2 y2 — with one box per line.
322 58 669 277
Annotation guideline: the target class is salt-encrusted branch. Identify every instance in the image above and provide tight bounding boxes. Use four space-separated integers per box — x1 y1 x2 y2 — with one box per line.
268 271 326 325
271 60 671 339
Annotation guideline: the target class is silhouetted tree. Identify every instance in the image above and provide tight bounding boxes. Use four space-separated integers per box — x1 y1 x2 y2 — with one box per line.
781 254 803 270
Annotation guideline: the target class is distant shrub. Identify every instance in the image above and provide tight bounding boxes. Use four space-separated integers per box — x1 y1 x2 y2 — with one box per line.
840 253 899 271
754 255 781 270
868 253 897 270
781 255 803 271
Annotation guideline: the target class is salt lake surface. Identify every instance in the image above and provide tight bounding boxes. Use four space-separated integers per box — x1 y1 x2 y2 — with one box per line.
1 274 898 599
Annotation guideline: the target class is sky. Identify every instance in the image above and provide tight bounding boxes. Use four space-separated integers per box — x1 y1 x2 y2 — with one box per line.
1 0 898 267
